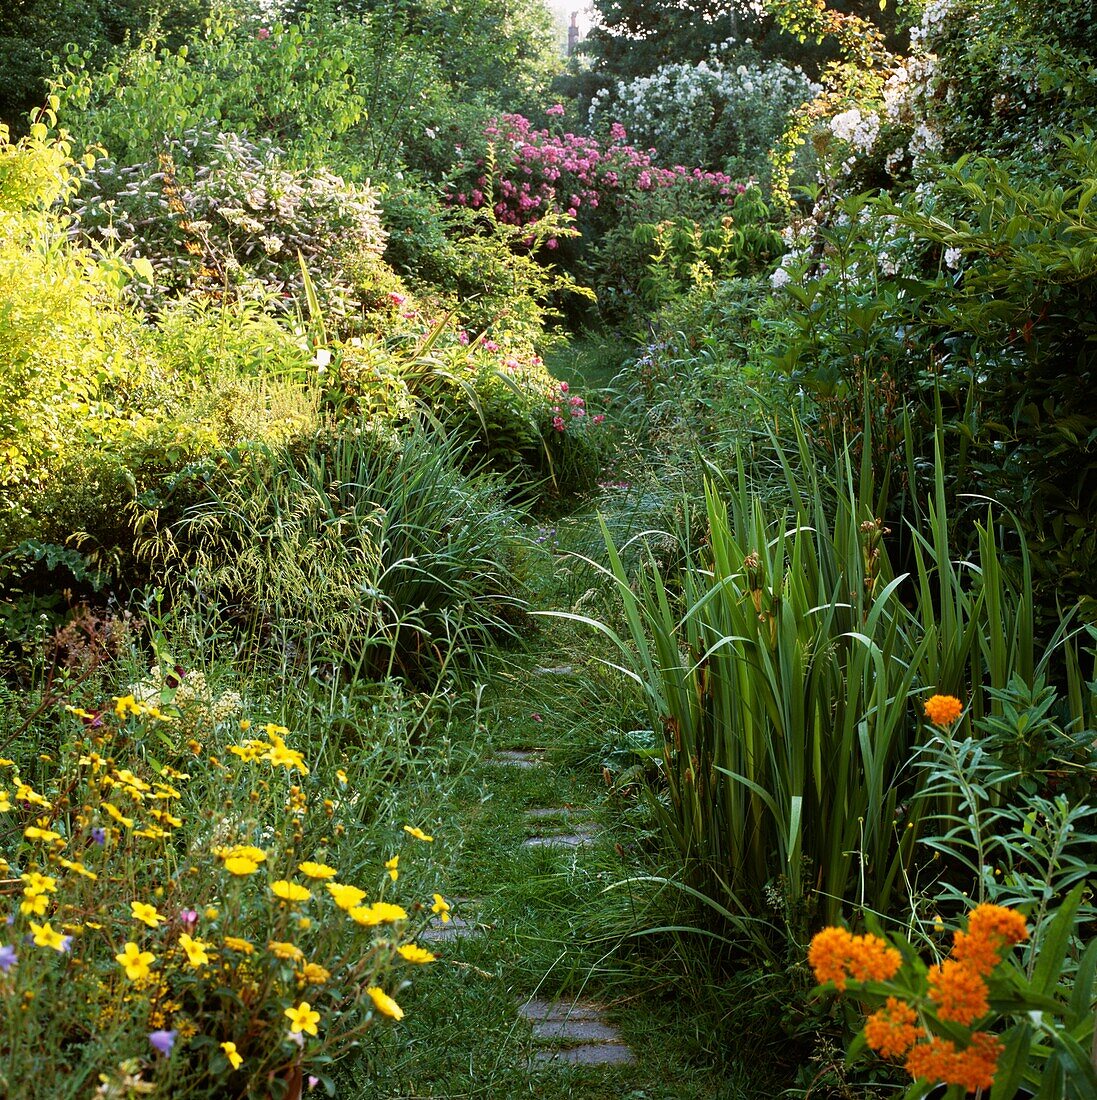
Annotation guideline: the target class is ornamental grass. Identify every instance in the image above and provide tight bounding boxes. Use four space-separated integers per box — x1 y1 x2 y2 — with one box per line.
0 671 447 1098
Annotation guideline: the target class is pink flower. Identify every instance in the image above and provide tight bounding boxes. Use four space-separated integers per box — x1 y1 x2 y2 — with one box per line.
552 416 565 431
609 122 627 143
483 339 499 352
257 27 271 40
546 104 565 117
388 291 406 305
457 330 470 345
559 381 568 394
592 414 605 425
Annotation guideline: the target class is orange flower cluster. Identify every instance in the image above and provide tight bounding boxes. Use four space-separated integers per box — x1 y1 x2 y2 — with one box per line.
807 927 902 992
905 1033 1004 1093
864 997 921 1059
924 694 964 727
810 905 1028 1094
928 904 1029 1026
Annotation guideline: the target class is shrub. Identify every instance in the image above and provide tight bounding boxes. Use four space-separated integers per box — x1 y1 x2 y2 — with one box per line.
588 44 818 180
71 126 390 319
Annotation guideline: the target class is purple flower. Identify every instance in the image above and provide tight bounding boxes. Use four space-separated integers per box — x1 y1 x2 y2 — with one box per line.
91 827 107 845
0 944 16 972
149 1030 177 1056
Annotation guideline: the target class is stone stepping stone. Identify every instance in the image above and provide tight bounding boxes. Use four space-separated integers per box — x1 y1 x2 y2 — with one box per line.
521 826 598 850
418 899 481 944
532 665 574 676
536 1044 636 1066
524 807 582 821
488 749 544 769
518 997 636 1067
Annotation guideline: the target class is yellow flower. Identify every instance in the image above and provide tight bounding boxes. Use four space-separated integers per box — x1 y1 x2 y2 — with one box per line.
114 695 145 718
335 769 348 785
239 719 252 732
131 901 167 929
367 987 404 1020
298 861 337 880
116 941 155 980
58 858 97 880
271 880 311 903
431 894 451 923
284 1001 320 1036
385 855 399 882
217 845 267 864
398 944 436 964
30 921 68 951
348 902 408 926
223 855 260 876
0 790 10 812
16 784 50 808
403 825 433 842
21 872 57 894
299 962 330 985
101 803 134 828
20 892 50 917
220 1041 244 1070
179 933 211 968
297 916 312 931
924 694 964 728
205 906 220 921
268 941 304 962
24 825 63 843
326 882 366 911
223 936 254 955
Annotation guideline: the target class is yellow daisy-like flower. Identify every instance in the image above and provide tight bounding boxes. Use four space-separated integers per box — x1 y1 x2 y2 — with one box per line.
24 825 63 843
179 933 211 968
20 891 49 917
101 803 134 828
298 861 337 880
431 894 451 923
367 986 404 1020
223 855 260 877
385 855 399 882
268 941 304 962
30 920 68 951
220 1041 244 1070
284 1001 320 1036
335 769 348 785
299 962 331 985
16 784 50 808
223 936 254 955
348 901 408 927
0 790 10 812
398 944 436 964
21 872 57 894
114 695 145 718
131 901 167 929
218 845 267 864
58 857 97 881
271 880 311 903
403 825 433 842
116 941 155 980
326 882 367 911
924 694 964 728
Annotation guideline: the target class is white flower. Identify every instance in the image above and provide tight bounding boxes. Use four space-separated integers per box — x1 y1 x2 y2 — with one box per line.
944 246 962 270
770 267 792 289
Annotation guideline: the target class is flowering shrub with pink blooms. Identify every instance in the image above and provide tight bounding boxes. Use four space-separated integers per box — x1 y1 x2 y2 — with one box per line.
448 113 745 239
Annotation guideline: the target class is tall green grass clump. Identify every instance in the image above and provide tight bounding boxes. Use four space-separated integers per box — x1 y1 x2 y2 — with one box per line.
563 429 1093 954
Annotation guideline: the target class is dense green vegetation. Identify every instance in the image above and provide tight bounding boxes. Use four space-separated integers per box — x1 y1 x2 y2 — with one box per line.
1 0 1094 1097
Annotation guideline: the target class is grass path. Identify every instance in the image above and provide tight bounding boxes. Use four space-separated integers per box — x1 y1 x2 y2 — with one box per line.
337 339 776 1099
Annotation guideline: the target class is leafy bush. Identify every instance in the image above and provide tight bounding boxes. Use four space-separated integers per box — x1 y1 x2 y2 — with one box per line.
588 44 817 180
72 126 390 318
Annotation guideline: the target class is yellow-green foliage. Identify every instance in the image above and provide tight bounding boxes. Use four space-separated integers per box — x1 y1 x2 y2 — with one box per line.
0 127 145 505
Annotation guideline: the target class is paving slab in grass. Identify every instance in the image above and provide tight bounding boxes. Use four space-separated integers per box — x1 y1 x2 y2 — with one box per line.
535 1043 636 1066
488 749 545 769
418 899 482 944
521 826 598 850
